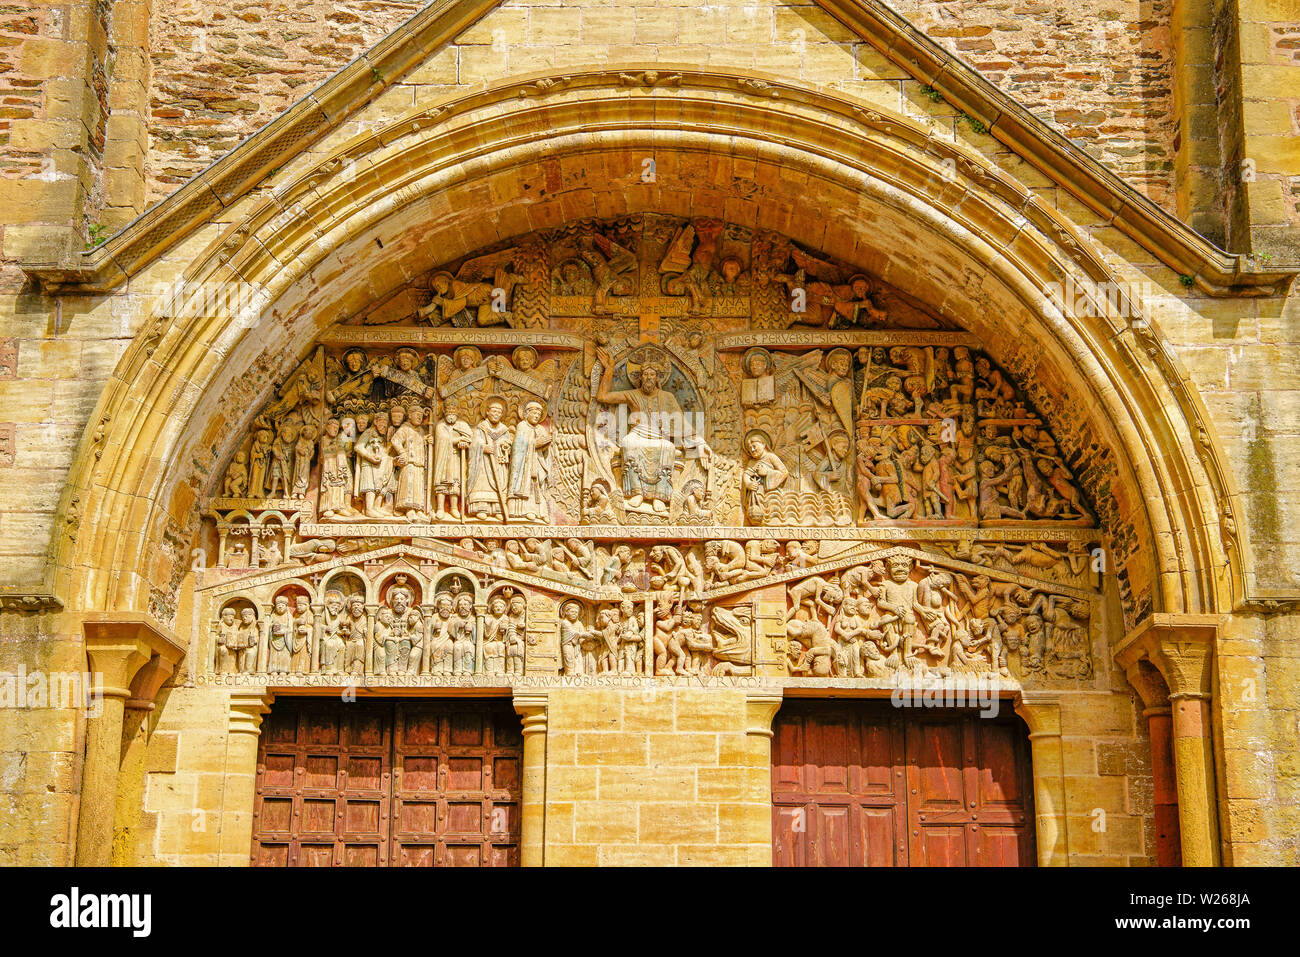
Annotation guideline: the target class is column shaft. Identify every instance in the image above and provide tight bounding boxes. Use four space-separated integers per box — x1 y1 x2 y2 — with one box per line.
1171 694 1220 866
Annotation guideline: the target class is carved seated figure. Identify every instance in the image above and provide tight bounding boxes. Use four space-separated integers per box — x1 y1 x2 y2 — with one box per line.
222 452 249 498
318 591 346 675
595 350 712 516
215 607 240 674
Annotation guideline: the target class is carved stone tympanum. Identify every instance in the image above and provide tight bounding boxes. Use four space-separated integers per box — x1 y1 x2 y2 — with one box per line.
197 215 1099 689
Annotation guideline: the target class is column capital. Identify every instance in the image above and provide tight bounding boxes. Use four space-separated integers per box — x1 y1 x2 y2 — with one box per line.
228 692 273 736
513 691 549 733
1014 691 1061 737
126 655 175 712
1117 613 1219 700
81 612 185 701
743 689 784 738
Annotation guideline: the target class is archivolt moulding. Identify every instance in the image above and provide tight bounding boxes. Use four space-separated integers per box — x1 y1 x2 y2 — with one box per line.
48 71 1242 634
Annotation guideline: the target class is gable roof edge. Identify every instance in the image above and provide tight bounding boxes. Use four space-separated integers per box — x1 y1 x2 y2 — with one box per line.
816 0 1295 297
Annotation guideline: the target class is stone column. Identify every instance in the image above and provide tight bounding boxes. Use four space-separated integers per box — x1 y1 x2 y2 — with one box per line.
742 690 783 866
364 603 377 675
1159 645 1219 867
110 654 175 866
1125 659 1181 866
1014 692 1068 867
513 692 548 867
1118 614 1221 867
76 614 184 867
220 692 273 866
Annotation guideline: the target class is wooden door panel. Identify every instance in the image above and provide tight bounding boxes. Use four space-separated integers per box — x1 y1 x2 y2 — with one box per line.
810 804 851 866
859 805 902 867
772 805 807 867
974 723 1028 812
916 826 968 867
907 721 967 813
808 717 852 794
773 701 1035 868
855 720 896 797
978 826 1034 866
253 698 521 867
772 721 805 793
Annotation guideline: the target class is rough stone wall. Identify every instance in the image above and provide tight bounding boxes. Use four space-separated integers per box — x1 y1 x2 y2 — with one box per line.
140 0 1180 208
145 0 425 202
0 4 54 181
1215 612 1300 864
893 0 1178 212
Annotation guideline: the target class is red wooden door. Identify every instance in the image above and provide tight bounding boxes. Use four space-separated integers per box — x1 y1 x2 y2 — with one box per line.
772 700 1035 867
772 703 906 866
253 698 521 866
905 713 1036 866
252 699 391 866
390 701 522 866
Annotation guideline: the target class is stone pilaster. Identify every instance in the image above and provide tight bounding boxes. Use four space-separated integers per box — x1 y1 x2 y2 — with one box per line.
742 690 784 866
1124 659 1182 866
1014 692 1068 867
75 613 184 866
110 653 175 866
513 691 549 867
220 692 273 866
1118 614 1221 867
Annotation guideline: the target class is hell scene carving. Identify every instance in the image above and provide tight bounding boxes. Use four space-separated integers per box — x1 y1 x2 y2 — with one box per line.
198 215 1101 688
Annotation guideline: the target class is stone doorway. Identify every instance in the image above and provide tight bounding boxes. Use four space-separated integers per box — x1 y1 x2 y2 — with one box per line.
251 697 522 866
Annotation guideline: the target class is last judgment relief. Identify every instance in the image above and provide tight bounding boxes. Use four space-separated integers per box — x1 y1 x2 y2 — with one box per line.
198 214 1103 689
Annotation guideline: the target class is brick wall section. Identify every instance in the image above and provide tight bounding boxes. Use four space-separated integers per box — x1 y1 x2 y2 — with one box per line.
138 0 1181 209
0 4 52 180
544 688 769 866
878 0 1178 213
145 0 425 203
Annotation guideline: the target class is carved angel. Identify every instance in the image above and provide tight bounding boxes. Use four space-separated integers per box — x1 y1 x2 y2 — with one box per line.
775 246 887 327
577 233 637 311
417 248 523 327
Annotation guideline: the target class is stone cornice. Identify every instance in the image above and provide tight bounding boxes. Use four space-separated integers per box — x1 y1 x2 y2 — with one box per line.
18 0 1296 297
0 590 63 614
